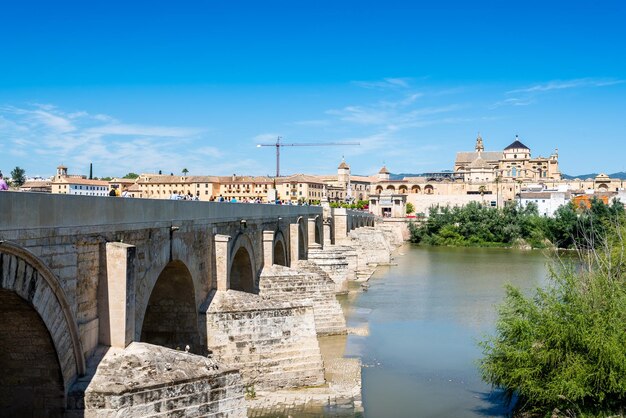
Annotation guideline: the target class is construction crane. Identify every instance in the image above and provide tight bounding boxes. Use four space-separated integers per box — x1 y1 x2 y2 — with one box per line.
256 136 360 177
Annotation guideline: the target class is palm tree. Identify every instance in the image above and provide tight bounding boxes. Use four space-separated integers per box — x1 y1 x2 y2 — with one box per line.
478 185 486 204
182 168 189 177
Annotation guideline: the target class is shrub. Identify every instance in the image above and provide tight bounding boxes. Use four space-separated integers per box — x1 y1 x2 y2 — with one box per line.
480 216 626 416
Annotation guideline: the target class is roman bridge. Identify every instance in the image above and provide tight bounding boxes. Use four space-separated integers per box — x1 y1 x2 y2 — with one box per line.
0 192 376 417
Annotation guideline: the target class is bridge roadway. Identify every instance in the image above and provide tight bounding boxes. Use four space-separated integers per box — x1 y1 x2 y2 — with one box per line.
0 192 375 416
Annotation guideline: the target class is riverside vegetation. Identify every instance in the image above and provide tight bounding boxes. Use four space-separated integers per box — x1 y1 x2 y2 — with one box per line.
408 199 625 249
410 199 626 416
480 210 626 417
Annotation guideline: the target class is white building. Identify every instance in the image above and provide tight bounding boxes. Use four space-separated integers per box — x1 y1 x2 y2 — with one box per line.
51 165 110 196
519 191 570 217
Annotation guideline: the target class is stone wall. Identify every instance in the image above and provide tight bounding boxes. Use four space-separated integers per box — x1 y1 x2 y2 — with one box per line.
259 264 346 335
203 290 325 390
301 250 352 293
83 343 246 417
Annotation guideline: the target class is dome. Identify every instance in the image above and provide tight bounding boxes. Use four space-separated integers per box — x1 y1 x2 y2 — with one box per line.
338 161 350 169
378 166 390 174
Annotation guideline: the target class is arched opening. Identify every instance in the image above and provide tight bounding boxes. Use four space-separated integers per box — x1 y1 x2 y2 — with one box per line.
386 185 396 192
230 247 256 293
375 186 383 194
424 185 434 195
399 185 408 194
411 185 421 194
140 261 201 352
273 239 287 266
315 220 321 244
298 222 306 260
598 184 609 191
0 290 65 417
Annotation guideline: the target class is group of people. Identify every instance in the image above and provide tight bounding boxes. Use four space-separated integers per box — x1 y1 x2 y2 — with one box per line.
170 191 199 201
209 195 262 203
0 171 9 191
109 187 132 197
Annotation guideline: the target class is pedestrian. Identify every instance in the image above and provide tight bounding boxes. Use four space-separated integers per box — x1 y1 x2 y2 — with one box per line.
0 172 8 191
121 187 131 198
108 188 117 196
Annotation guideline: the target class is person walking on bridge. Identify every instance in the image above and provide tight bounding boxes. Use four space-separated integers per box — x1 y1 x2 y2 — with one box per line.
0 172 9 191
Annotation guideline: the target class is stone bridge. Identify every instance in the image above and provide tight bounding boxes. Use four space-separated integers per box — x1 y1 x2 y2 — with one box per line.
0 192 378 417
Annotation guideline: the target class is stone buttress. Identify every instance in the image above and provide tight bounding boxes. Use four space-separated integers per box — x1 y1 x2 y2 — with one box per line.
259 263 346 336
202 290 325 390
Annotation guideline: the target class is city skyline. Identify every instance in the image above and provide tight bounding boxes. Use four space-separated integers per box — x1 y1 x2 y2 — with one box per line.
1 1 625 178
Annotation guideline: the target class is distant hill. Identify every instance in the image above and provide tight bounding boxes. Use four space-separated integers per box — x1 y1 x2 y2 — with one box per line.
562 172 626 180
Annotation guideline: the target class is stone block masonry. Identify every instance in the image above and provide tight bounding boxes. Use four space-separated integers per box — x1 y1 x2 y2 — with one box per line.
203 290 325 390
259 264 347 336
83 342 246 417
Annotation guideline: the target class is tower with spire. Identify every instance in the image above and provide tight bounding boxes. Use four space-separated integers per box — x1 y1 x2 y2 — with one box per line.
475 133 484 153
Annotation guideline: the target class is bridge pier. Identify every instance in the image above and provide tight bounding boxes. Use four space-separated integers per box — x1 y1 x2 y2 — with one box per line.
102 242 136 349
289 222 300 265
214 234 231 291
307 217 320 250
262 230 274 268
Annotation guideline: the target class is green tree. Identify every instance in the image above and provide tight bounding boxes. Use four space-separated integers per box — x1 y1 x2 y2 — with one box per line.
406 202 415 214
182 168 189 177
10 166 26 186
122 173 139 179
480 214 626 416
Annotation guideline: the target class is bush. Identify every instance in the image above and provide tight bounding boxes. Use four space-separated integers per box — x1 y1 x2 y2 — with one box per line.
479 216 626 416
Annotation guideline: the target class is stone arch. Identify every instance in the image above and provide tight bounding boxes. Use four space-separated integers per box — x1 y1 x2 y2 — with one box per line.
140 260 202 352
386 185 396 192
411 185 421 194
229 233 257 293
0 241 86 414
315 216 323 245
598 184 609 192
399 185 408 194
375 185 383 194
273 230 287 266
298 218 306 260
424 184 434 194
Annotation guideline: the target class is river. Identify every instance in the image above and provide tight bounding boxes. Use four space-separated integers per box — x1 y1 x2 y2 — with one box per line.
341 244 551 418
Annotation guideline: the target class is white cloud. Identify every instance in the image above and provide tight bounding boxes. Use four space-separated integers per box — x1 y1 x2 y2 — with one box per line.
0 105 225 176
352 77 412 90
507 78 624 95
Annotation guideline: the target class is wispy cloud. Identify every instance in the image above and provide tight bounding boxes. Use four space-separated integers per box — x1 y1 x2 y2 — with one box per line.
352 77 412 90
489 97 535 109
506 78 624 95
0 104 227 176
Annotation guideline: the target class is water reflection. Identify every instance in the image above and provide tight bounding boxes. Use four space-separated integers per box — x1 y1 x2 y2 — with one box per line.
346 245 550 418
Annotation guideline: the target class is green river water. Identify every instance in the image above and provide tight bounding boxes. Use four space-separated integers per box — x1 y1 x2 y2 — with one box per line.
343 244 551 418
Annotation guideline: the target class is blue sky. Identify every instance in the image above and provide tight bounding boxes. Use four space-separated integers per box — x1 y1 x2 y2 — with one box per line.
1 1 625 178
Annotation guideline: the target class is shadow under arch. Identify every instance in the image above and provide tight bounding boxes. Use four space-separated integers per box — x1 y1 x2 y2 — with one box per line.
298 218 306 260
273 230 288 266
230 233 257 293
0 241 86 416
140 260 202 353
314 217 322 245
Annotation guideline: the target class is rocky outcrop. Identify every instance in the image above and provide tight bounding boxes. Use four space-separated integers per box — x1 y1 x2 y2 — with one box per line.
203 290 325 390
259 264 346 336
82 342 246 417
